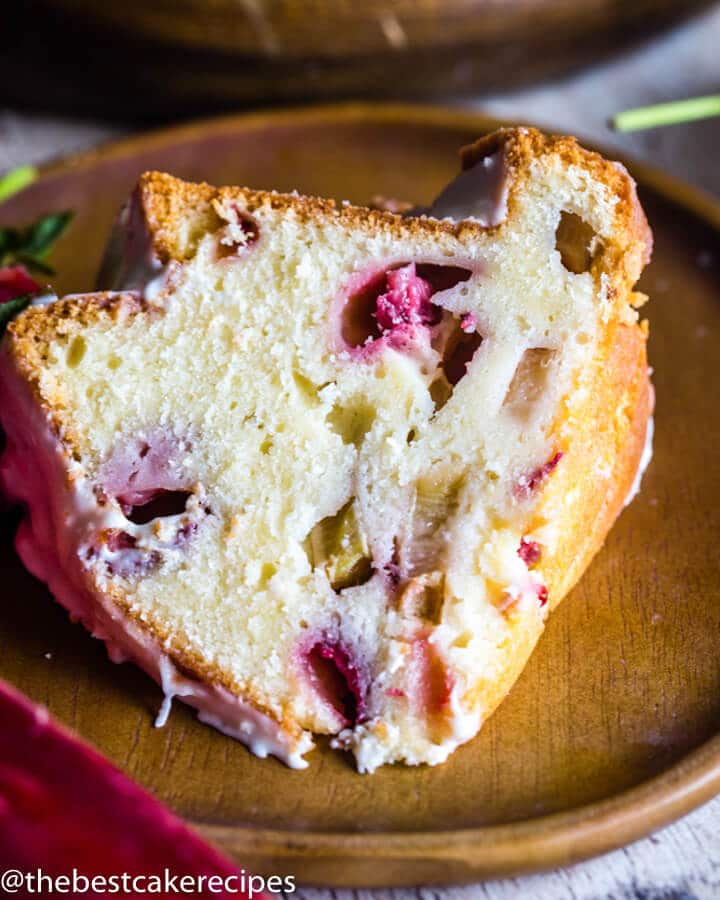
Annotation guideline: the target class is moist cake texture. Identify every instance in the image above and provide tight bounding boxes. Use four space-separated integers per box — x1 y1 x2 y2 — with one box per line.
0 128 653 771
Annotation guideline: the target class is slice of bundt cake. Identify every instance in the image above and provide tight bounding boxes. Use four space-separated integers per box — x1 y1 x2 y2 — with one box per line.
0 128 653 772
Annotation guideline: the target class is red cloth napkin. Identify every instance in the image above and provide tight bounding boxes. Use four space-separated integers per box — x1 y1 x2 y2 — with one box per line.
0 265 40 304
0 679 268 898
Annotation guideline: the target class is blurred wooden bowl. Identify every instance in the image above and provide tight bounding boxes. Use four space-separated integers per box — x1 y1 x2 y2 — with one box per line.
11 0 712 118
47 0 710 57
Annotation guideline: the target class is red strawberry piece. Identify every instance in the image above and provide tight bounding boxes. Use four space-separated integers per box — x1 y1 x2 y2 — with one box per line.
105 530 137 553
341 262 473 353
515 451 564 500
536 584 549 606
0 265 41 304
103 435 192 510
95 530 161 578
375 263 438 332
518 538 542 567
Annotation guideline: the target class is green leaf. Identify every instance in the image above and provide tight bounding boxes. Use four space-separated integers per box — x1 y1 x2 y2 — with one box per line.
0 234 20 266
0 165 37 203
0 227 22 260
13 252 55 276
0 210 73 269
22 210 73 258
0 294 32 337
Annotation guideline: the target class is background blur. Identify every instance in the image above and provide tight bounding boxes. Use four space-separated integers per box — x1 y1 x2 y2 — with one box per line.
2 0 719 196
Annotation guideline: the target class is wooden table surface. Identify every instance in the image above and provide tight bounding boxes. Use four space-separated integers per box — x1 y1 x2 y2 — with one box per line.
2 5 719 897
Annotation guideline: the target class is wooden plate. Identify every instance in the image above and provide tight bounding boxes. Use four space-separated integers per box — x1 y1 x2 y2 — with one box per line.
1 105 719 887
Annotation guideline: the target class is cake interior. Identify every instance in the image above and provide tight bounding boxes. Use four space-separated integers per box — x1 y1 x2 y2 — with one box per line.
0 153 644 771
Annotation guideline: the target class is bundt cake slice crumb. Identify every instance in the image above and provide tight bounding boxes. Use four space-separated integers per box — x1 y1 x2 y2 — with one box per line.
0 127 652 771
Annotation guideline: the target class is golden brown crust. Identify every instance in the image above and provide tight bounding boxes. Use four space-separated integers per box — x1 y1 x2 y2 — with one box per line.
543 320 652 607
464 319 651 721
6 293 155 379
136 169 496 266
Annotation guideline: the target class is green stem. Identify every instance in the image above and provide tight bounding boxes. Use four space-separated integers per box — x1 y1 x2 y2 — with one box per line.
612 95 720 132
0 165 37 203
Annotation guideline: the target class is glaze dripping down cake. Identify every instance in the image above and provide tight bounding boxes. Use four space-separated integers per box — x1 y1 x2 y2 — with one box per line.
0 128 653 771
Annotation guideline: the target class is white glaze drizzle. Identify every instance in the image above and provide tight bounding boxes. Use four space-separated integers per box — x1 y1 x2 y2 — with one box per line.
154 655 198 729
428 151 509 227
95 194 170 302
30 292 58 307
624 414 654 508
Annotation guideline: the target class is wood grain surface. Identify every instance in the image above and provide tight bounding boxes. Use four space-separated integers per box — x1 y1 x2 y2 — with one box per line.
0 105 718 889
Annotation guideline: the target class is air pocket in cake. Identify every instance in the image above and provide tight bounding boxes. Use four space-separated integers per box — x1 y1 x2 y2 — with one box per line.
214 201 260 258
428 311 483 411
87 431 210 577
339 261 473 355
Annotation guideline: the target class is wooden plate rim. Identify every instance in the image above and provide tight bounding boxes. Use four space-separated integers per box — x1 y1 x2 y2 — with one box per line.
18 102 720 881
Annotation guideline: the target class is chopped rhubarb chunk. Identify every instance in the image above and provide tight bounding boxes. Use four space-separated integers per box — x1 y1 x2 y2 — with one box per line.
409 637 453 714
0 265 41 303
103 434 193 508
305 500 373 592
397 572 445 624
0 680 256 895
518 538 542 567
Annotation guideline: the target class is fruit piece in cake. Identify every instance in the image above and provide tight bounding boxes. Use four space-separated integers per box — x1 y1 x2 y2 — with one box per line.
0 128 653 772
